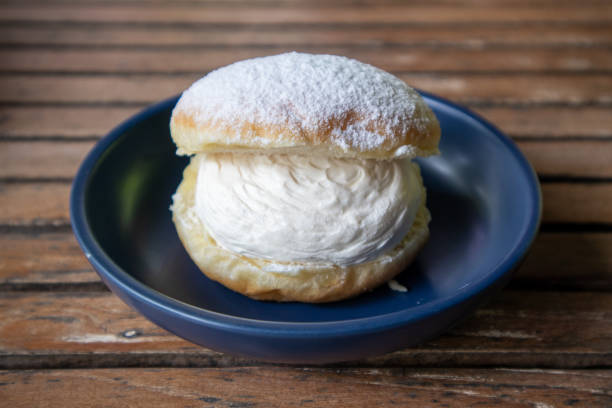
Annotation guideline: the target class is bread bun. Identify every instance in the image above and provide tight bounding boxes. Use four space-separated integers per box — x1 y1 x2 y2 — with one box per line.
170 53 439 302
171 156 430 302
171 52 440 160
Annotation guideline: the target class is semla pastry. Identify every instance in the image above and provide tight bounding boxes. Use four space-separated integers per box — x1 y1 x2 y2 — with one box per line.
170 52 440 303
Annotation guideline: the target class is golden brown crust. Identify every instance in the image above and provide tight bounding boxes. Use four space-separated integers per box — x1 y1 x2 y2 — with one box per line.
171 157 431 303
170 105 440 160
169 53 440 159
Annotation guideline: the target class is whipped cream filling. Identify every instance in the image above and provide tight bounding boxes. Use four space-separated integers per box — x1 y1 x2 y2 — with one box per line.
194 153 422 267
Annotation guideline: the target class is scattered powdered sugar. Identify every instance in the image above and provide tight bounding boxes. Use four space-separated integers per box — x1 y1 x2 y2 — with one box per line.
174 52 428 152
388 279 409 292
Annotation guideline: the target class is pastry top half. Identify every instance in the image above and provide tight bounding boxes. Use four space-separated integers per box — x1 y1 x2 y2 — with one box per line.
170 52 440 159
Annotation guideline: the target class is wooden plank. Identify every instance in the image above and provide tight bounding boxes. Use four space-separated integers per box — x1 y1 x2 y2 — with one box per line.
0 367 610 407
2 24 612 47
3 106 611 140
405 74 612 106
519 141 612 178
0 291 610 368
517 232 612 290
2 48 611 73
0 232 94 286
0 183 69 227
1 182 611 228
2 231 611 290
0 141 91 179
1 74 610 105
0 75 195 105
476 106 612 139
542 183 612 224
1 5 610 24
3 140 612 179
0 107 140 139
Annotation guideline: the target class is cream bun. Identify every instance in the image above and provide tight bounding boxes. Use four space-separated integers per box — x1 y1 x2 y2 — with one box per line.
170 52 440 302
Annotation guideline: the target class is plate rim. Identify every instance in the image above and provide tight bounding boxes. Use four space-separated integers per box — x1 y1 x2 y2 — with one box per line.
70 91 542 337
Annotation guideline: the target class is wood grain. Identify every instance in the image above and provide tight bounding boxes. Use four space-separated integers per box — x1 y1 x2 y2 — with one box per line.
0 183 69 227
517 232 612 290
0 75 193 105
1 231 611 290
2 48 611 73
2 106 611 139
0 0 610 404
0 291 610 368
0 142 89 179
0 75 194 105
0 232 93 287
476 106 612 139
542 183 612 223
0 367 610 407
1 4 610 24
2 24 611 47
1 74 611 105
519 140 612 178
0 107 139 139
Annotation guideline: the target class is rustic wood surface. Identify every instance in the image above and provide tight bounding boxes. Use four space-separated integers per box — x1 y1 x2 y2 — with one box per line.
1 0 611 406
1 367 611 407
0 291 610 369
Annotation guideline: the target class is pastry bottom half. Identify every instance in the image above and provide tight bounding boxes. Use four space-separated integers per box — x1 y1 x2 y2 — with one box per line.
171 157 431 303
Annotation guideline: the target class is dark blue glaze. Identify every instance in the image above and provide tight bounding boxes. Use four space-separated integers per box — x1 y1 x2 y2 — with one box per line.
70 93 541 363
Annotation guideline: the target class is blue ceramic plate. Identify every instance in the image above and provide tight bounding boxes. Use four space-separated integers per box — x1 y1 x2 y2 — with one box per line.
71 93 541 364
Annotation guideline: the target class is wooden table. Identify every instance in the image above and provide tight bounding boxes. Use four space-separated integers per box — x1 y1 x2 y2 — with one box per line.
1 0 611 406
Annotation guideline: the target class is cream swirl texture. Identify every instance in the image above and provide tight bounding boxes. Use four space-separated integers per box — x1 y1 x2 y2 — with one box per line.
194 153 422 267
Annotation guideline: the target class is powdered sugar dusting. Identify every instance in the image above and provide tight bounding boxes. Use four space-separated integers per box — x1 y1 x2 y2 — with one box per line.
174 52 428 152
388 279 408 292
